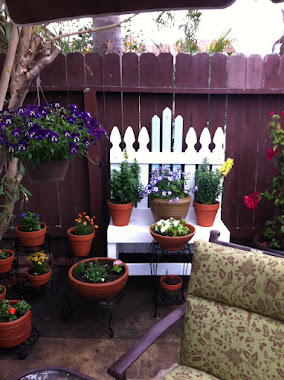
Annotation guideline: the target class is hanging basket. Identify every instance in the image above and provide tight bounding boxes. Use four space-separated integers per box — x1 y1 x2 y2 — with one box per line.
26 160 70 183
150 195 191 222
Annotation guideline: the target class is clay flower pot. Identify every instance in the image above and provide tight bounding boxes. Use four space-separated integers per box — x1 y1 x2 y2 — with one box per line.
68 257 129 300
150 195 191 222
16 222 47 247
107 200 133 226
0 300 31 348
27 266 52 287
0 249 14 273
160 275 182 299
149 223 196 251
193 201 220 227
67 227 95 257
0 285 6 302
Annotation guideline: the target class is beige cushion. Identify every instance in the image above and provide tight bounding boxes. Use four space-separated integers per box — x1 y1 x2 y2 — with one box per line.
179 295 284 380
163 364 220 379
189 240 284 321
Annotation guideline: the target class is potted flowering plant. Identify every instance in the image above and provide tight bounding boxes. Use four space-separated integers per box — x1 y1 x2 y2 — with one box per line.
244 112 283 253
0 102 108 183
149 217 196 251
193 157 234 226
108 152 143 226
68 258 129 300
0 248 14 273
0 299 31 348
67 212 98 257
142 166 197 222
26 251 52 287
15 212 47 247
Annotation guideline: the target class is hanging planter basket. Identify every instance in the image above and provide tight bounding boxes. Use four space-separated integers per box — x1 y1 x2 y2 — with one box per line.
150 195 191 222
26 159 70 183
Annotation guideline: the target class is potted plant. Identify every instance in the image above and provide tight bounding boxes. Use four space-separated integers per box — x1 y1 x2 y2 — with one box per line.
108 152 143 226
67 212 98 257
26 251 52 287
15 212 47 247
0 248 14 273
68 258 129 300
0 286 6 302
0 102 108 183
141 166 197 222
160 274 182 299
149 217 196 251
193 157 234 227
244 111 284 254
0 299 31 348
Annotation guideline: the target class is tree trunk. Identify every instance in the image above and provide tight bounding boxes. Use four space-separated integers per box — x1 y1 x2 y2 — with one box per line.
93 16 122 54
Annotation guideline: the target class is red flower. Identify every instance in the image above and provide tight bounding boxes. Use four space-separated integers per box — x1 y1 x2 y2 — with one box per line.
267 148 279 161
270 111 275 116
9 307 16 315
244 191 260 210
281 111 284 116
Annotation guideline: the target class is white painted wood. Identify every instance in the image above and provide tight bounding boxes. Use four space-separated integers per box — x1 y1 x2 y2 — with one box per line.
107 108 229 275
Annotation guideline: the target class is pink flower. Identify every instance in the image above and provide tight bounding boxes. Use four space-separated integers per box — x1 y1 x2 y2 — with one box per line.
244 191 260 210
267 148 279 161
281 111 284 116
114 260 123 266
270 111 275 116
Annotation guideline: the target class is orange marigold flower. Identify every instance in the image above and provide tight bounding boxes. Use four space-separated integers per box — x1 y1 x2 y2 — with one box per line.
75 219 78 222
86 216 90 221
93 216 96 220
94 225 99 229
90 221 94 225
83 222 87 225
83 212 86 215
78 218 82 223
78 213 82 218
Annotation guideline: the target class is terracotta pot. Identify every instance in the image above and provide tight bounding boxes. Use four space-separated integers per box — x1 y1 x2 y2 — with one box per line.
254 233 284 257
27 266 52 287
16 223 47 247
0 285 6 302
193 201 220 227
0 300 32 348
68 257 129 300
149 223 196 251
150 195 191 222
107 200 133 226
0 249 14 273
26 159 70 183
67 227 95 257
160 275 182 299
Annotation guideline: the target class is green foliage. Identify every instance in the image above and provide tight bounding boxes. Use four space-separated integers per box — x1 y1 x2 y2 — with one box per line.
73 262 85 275
82 261 107 283
19 212 41 232
194 159 223 205
175 10 201 53
151 217 189 237
207 30 235 56
110 153 143 206
0 249 10 259
122 26 147 53
0 299 31 322
0 2 13 53
0 286 3 293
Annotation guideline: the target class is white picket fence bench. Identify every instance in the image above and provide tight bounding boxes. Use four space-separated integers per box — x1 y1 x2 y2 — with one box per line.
107 107 230 276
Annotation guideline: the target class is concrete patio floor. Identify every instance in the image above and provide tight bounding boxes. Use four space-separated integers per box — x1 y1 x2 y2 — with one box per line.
0 266 184 380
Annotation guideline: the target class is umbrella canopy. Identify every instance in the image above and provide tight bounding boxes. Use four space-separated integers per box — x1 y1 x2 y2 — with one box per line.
4 0 237 25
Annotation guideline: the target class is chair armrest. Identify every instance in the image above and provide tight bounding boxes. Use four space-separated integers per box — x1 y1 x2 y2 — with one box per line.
107 304 186 380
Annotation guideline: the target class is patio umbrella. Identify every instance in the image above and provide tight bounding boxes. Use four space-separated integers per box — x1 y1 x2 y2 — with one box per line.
4 0 237 26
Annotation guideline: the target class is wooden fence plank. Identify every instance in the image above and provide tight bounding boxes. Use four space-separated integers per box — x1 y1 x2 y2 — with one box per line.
122 53 139 87
228 53 246 89
66 53 85 87
140 53 157 87
192 53 209 88
211 53 227 89
157 53 173 88
85 53 103 86
246 54 263 89
263 54 280 89
102 53 121 87
175 53 193 88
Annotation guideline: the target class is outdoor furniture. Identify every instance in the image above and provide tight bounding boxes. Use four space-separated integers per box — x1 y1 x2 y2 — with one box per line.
107 107 230 276
107 232 284 379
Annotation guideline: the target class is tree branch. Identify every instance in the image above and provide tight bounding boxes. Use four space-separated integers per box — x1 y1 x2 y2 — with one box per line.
50 14 138 42
26 45 61 80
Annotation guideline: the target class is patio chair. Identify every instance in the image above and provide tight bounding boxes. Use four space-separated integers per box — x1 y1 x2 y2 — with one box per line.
107 231 284 379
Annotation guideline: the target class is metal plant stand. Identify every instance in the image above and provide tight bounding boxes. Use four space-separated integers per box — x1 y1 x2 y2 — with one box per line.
149 241 193 317
62 287 124 338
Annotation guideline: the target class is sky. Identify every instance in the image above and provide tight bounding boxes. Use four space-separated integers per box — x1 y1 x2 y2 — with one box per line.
125 0 284 56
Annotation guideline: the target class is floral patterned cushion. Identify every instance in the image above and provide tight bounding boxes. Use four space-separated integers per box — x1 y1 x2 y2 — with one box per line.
163 365 220 379
188 240 284 321
179 295 284 380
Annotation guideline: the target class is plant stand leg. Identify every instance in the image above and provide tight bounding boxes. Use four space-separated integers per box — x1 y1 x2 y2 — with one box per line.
104 299 114 338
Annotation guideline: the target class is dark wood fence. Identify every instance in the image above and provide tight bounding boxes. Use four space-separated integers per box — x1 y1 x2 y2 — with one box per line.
2 52 284 256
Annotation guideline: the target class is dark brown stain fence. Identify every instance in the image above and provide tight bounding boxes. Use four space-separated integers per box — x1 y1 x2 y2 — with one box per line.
2 52 284 256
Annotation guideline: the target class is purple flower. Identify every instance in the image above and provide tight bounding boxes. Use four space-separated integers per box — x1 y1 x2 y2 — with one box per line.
83 137 90 147
162 191 167 197
8 143 16 153
19 213 26 218
17 139 27 151
69 142 78 154
63 131 71 138
71 132 80 142
67 116 76 124
48 132 58 142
